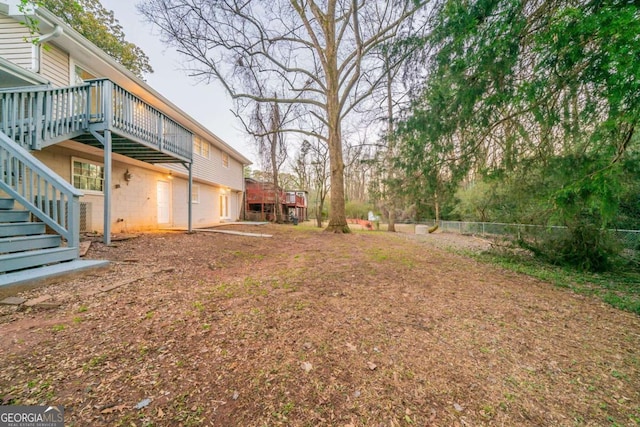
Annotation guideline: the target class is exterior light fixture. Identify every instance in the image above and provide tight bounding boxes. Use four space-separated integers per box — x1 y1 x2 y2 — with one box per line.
124 169 132 182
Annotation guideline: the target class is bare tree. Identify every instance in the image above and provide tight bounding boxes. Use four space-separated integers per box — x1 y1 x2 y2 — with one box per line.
291 141 311 192
138 0 427 232
250 98 289 223
306 139 331 228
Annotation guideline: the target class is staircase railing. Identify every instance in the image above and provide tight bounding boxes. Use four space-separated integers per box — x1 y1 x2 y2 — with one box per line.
0 84 92 150
0 130 82 250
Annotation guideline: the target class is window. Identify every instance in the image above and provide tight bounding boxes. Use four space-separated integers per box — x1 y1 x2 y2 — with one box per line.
74 65 96 85
194 136 210 158
222 151 229 168
72 158 104 193
191 184 200 203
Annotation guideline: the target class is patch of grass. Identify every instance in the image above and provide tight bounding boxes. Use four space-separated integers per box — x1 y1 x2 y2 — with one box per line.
77 305 88 313
172 393 204 426
611 370 629 381
139 345 149 356
229 250 265 261
271 279 296 291
480 404 496 419
211 277 271 298
272 401 295 420
26 379 54 401
211 282 234 298
368 247 416 268
83 354 107 371
51 324 65 332
294 300 309 311
469 251 640 314
244 277 268 296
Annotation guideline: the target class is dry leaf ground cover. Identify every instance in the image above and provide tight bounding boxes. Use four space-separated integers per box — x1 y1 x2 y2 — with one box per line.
0 223 639 426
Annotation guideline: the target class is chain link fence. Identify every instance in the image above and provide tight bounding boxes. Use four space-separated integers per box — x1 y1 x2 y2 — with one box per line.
434 220 640 259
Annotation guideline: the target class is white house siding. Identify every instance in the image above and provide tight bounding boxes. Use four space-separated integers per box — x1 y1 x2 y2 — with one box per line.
0 15 34 70
172 179 215 227
172 180 242 226
31 143 184 232
40 42 69 87
189 144 245 191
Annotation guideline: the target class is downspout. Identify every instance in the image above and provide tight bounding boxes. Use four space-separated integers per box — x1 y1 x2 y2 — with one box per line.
241 164 246 220
37 24 63 44
34 25 63 73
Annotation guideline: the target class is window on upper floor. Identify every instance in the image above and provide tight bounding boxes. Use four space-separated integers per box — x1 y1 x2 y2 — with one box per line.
74 65 96 85
222 151 229 168
72 158 104 193
194 136 210 159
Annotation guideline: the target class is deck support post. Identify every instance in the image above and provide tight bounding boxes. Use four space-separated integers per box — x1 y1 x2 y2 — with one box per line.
187 162 193 233
103 129 112 245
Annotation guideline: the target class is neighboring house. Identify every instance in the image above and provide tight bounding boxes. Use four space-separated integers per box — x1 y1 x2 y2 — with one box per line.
0 1 251 282
245 178 307 222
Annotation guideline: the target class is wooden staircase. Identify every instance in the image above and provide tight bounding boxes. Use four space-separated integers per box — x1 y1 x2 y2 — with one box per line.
0 196 75 270
0 99 109 288
0 196 107 287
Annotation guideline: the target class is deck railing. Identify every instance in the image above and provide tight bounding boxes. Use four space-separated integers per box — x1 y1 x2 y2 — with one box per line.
0 130 82 249
0 84 90 150
0 80 192 162
88 79 192 162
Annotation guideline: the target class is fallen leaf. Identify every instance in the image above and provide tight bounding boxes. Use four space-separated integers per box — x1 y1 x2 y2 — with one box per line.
367 361 377 370
301 361 313 372
101 404 127 414
346 342 357 352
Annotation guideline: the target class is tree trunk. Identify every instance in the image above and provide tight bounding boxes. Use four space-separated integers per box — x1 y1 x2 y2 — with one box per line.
270 100 283 223
323 35 349 233
271 135 283 223
385 53 396 233
325 129 349 232
387 207 396 232
316 202 323 228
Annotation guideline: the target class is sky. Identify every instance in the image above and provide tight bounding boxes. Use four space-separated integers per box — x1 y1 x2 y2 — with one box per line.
99 0 257 165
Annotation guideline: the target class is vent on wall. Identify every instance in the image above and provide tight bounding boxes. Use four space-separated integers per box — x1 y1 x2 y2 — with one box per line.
79 202 91 232
32 199 91 233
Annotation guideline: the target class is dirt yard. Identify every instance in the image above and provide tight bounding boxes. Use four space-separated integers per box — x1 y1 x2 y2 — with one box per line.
0 223 638 426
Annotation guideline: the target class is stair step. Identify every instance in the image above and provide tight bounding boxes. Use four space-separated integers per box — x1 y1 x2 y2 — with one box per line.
0 247 78 273
0 210 30 223
0 198 14 210
0 259 109 288
0 235 61 254
0 222 46 237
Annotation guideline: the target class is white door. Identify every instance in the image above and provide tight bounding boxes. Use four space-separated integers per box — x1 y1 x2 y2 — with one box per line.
219 194 229 219
157 181 170 224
